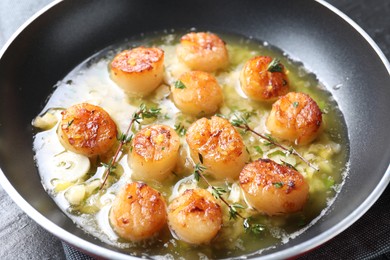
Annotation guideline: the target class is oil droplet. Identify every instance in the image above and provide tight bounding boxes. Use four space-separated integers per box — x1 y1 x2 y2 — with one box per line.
333 83 343 90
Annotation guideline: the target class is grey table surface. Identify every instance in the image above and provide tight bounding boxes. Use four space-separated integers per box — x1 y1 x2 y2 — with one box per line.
0 0 389 260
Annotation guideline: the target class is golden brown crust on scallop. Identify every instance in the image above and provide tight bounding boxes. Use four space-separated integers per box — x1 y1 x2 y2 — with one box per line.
129 124 180 182
132 124 179 161
167 189 222 244
169 189 221 218
109 182 167 242
266 92 322 145
239 159 309 215
110 47 164 74
58 103 117 157
240 56 289 101
171 71 223 116
186 116 248 180
186 116 244 162
109 47 164 96
177 32 229 72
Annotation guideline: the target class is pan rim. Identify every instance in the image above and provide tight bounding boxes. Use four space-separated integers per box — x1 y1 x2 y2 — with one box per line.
0 0 389 259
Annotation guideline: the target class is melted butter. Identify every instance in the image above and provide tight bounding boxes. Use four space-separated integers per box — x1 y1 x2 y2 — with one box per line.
33 31 349 259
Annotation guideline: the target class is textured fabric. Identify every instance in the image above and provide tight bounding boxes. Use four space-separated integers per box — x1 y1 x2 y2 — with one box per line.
0 188 65 260
298 185 390 260
62 243 95 260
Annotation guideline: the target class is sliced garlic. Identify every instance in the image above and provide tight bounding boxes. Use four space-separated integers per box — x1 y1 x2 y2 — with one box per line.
33 112 58 130
65 184 86 205
52 151 90 182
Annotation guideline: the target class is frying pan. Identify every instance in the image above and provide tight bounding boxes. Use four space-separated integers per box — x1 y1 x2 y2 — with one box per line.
0 0 390 259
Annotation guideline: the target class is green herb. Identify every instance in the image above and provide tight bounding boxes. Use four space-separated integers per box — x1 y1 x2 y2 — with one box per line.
67 119 74 128
139 103 161 119
263 134 277 146
193 163 206 182
215 113 227 119
231 118 319 171
174 123 187 136
100 104 161 189
188 155 266 235
324 176 335 189
101 159 117 173
228 203 245 220
174 80 186 89
254 146 263 155
267 150 286 157
267 58 283 73
293 101 299 108
243 217 266 235
281 160 298 171
198 153 204 164
243 219 266 235
211 186 227 199
230 113 248 127
117 133 133 144
273 182 284 188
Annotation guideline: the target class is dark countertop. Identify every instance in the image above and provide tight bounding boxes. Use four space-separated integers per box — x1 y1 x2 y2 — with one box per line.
0 1 389 259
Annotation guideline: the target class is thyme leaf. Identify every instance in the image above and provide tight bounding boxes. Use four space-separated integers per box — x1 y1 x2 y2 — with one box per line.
273 182 284 188
254 145 263 155
230 113 249 127
281 159 298 171
117 133 133 144
267 58 283 73
174 80 186 89
193 163 206 182
198 153 204 164
228 203 245 220
67 119 74 128
243 218 266 235
211 186 227 199
139 103 161 119
174 123 187 136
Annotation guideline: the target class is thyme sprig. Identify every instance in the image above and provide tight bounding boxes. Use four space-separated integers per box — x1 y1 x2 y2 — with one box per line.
100 104 161 189
189 154 264 235
230 114 319 171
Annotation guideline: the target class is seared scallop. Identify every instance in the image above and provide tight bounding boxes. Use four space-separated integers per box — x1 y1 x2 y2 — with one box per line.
176 32 229 72
110 47 164 96
129 124 180 182
168 189 222 244
171 71 223 116
266 92 322 145
186 116 249 180
239 159 309 216
58 103 117 157
240 56 289 102
109 182 167 242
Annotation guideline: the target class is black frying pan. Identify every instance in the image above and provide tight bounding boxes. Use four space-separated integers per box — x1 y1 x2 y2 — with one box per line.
1 0 390 259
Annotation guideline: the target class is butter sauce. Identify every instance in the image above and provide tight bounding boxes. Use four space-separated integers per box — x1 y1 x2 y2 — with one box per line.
33 31 349 259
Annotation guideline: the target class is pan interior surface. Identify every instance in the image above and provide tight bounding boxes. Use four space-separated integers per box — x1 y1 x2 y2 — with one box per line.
31 30 349 258
0 0 389 259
